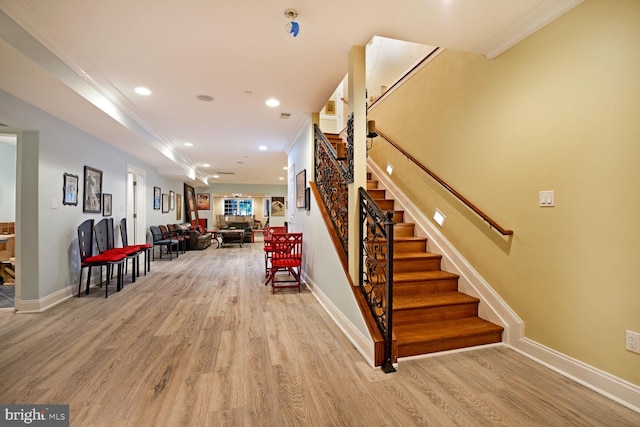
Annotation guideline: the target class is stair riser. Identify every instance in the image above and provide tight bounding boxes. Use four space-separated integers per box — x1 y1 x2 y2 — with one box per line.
365 240 427 253
394 224 415 237
394 302 479 326
374 200 395 211
397 331 503 357
393 280 459 296
394 240 427 253
368 189 386 199
392 211 404 222
367 181 378 190
393 257 442 272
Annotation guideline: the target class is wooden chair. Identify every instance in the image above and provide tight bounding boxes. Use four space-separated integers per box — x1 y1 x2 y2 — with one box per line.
150 225 179 260
120 218 152 275
265 232 303 293
77 219 125 298
263 226 287 277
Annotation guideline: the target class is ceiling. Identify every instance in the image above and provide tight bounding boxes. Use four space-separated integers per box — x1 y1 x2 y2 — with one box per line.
0 0 581 187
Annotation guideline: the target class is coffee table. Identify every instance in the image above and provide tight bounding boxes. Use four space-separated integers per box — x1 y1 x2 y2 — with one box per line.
216 229 245 247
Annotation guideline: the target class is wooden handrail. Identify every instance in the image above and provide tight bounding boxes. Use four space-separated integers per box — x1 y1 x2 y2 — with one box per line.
376 130 514 236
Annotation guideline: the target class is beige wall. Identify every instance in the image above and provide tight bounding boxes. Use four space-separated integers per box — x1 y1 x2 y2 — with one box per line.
368 0 640 385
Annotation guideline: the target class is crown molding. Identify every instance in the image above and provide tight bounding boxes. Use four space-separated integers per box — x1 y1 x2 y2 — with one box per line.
475 0 584 59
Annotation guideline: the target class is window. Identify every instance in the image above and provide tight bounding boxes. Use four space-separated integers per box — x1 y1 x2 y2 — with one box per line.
223 198 253 216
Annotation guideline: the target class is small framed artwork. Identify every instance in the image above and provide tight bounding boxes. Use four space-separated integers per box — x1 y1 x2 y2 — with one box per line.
162 193 169 213
102 193 112 216
176 194 182 220
271 196 285 217
296 169 306 208
305 187 311 211
153 187 161 210
83 166 103 213
63 172 79 206
325 100 335 115
197 193 210 210
169 190 175 211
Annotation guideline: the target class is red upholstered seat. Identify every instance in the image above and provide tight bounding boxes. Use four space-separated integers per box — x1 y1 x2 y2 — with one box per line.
120 218 152 275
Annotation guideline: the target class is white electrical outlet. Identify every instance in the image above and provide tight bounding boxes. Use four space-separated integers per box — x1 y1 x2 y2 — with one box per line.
626 330 640 353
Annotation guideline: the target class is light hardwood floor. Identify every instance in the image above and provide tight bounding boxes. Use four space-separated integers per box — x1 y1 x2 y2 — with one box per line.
1 243 639 426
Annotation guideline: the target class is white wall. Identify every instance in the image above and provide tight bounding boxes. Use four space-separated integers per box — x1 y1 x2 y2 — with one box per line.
288 119 369 339
0 90 184 307
0 138 16 221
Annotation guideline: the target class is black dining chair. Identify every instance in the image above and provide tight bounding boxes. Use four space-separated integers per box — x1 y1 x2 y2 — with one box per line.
77 219 125 298
149 225 179 261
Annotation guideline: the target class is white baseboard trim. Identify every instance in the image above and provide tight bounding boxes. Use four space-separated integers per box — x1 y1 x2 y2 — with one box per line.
303 272 376 368
16 284 75 313
511 338 640 414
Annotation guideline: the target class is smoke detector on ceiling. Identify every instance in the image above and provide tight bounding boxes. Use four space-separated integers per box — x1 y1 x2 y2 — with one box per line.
283 8 300 38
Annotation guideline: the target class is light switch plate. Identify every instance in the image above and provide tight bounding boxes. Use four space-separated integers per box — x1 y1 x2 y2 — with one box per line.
539 190 555 207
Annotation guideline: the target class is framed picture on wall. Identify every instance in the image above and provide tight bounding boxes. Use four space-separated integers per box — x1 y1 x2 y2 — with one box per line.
176 194 182 220
197 193 210 210
296 169 306 208
153 187 161 210
184 183 199 226
305 187 310 211
102 193 112 216
162 193 169 213
271 196 285 217
63 172 79 206
83 166 102 213
169 190 175 210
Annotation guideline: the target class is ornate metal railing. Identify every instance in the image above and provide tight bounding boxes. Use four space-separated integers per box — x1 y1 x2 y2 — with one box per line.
358 187 395 373
314 124 350 256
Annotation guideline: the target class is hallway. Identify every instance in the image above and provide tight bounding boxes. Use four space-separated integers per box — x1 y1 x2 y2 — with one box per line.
0 242 638 426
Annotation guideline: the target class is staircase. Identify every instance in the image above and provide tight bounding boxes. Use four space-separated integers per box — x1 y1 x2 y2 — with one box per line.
366 174 504 357
322 131 503 358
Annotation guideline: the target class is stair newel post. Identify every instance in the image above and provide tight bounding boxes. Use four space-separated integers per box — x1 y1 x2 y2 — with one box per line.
359 188 396 373
381 209 396 373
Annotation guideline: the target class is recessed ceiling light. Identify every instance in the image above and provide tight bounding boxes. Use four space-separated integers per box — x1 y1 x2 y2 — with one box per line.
134 87 151 96
184 142 193 147
259 145 267 151
212 175 219 179
244 90 253 95
197 94 214 102
202 163 210 167
279 177 284 180
282 166 288 170
266 98 280 107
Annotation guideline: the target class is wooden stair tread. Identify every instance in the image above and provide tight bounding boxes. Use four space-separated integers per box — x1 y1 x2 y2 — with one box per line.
393 270 459 282
394 292 478 310
394 317 504 343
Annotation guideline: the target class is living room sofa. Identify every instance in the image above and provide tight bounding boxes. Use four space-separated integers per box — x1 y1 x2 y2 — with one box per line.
185 225 212 250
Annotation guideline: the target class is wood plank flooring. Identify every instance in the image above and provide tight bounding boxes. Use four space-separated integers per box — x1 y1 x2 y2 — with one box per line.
0 243 639 426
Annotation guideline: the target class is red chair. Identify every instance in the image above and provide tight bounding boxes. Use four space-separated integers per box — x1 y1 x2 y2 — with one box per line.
77 219 126 298
265 232 302 293
95 218 140 284
263 226 287 277
120 218 152 274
